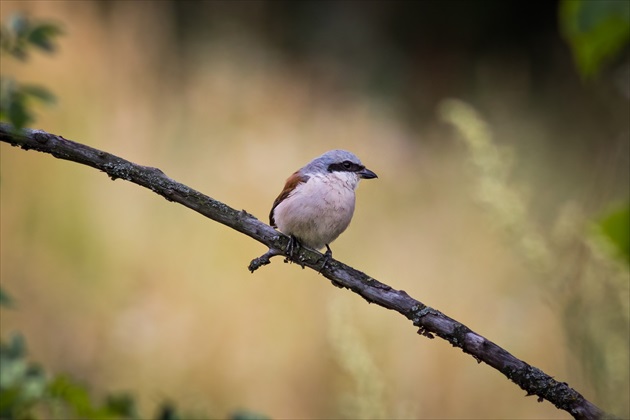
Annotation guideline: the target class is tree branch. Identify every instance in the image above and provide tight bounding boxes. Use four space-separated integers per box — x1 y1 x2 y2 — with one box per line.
0 123 609 420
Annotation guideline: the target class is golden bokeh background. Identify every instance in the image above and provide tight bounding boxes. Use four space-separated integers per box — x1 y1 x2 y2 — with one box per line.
1 1 628 419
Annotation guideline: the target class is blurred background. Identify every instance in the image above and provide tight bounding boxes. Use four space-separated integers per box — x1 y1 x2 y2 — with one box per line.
1 1 628 419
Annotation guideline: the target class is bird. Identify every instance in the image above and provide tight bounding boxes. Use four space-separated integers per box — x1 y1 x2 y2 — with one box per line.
269 149 377 267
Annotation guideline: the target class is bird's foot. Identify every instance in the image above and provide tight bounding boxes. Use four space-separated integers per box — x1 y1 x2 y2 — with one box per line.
285 235 298 259
318 245 333 273
284 235 306 268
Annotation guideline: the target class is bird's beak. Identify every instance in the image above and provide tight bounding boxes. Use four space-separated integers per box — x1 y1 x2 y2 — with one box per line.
359 167 378 179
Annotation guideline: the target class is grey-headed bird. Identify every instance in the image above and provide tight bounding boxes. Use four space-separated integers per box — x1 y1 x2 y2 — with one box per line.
270 150 377 265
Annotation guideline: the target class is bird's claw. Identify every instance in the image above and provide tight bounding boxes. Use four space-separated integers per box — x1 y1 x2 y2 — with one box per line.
318 244 333 273
284 235 306 268
283 237 331 271
286 235 299 258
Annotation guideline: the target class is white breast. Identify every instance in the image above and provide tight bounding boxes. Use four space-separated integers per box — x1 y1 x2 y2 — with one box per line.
273 172 359 250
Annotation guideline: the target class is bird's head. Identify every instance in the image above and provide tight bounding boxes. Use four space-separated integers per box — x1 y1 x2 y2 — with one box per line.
301 150 378 183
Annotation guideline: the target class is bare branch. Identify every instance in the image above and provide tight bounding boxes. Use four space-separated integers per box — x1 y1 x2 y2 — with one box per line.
0 123 610 420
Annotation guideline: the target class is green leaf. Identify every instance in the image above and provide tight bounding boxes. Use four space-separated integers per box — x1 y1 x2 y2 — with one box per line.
1 333 148 419
560 0 630 79
7 13 29 39
7 95 33 130
48 376 102 419
0 27 12 53
0 286 14 308
598 201 630 265
21 84 56 104
1 13 63 60
27 22 63 53
105 393 137 418
48 375 135 419
0 79 55 129
0 334 47 420
1 14 61 127
1 334 27 360
2 13 30 61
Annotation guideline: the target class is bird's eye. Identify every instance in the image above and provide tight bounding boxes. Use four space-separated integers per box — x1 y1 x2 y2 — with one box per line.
342 161 352 169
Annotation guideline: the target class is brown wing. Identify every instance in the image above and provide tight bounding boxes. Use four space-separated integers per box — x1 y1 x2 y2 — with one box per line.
269 171 309 227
